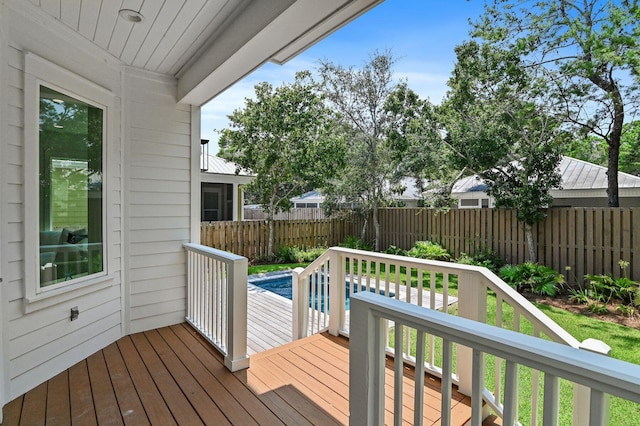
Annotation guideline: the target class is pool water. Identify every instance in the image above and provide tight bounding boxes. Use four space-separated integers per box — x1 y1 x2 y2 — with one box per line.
248 272 393 312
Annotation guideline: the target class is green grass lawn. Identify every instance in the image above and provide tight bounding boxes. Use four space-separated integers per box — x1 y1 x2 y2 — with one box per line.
247 261 640 423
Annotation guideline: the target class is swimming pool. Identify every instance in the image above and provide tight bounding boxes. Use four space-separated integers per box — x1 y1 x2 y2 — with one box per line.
248 271 393 312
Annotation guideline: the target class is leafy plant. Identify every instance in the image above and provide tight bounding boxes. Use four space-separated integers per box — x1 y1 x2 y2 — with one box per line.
383 245 407 256
568 288 590 305
616 304 636 317
275 245 326 263
587 302 609 315
455 250 504 273
584 273 640 307
339 236 373 251
498 262 564 297
406 241 451 261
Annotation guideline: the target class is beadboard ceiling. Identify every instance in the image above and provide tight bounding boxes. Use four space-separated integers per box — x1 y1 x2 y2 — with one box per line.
22 0 383 104
27 0 251 76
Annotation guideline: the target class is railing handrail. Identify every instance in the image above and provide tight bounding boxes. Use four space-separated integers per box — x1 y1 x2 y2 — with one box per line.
350 292 640 425
183 242 246 262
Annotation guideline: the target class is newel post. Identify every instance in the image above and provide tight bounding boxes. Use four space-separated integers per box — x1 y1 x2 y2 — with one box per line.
292 267 308 340
456 271 487 396
225 256 250 372
328 249 344 336
573 338 611 426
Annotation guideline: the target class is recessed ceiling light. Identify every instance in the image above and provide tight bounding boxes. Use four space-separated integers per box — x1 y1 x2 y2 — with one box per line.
52 98 64 104
54 124 64 129
119 9 144 23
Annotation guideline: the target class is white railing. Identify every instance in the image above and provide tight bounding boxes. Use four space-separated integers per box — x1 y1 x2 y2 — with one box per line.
350 292 640 426
184 243 249 372
292 247 608 424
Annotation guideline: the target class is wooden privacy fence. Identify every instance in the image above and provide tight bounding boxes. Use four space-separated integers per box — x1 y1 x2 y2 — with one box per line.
243 208 326 220
373 207 640 285
200 218 362 259
201 207 640 284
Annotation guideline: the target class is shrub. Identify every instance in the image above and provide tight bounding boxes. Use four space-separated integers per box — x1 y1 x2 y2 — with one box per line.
340 236 373 251
498 262 564 297
383 245 407 256
406 241 451 261
275 245 326 263
455 250 505 272
584 273 640 307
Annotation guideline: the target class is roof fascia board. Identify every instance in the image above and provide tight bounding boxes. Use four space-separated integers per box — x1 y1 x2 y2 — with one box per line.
177 0 378 106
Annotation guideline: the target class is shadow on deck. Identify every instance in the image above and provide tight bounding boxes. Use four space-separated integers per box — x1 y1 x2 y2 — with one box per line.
2 324 481 425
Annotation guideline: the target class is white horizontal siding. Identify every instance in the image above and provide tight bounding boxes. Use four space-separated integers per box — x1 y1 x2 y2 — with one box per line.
2 6 123 403
124 70 191 334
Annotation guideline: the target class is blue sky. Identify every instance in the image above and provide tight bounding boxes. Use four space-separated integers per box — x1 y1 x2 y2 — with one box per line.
200 0 487 152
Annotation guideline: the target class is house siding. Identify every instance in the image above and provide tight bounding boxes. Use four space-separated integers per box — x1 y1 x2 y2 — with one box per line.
123 70 191 334
1 5 124 400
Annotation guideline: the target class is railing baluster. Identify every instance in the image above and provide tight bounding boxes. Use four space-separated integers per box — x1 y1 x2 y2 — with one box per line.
543 373 560 426
414 330 425 426
394 324 404 426
503 360 518 425
442 273 449 313
471 349 484 426
440 339 453 426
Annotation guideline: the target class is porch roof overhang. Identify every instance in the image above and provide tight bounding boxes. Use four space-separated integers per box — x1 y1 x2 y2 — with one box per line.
18 0 383 107
178 0 384 105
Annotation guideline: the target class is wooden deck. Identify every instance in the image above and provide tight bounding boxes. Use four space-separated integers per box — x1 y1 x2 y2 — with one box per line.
2 324 477 425
246 280 458 355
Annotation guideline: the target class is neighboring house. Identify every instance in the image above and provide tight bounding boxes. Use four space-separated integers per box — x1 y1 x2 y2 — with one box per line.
451 156 640 208
201 152 254 221
0 0 382 415
291 190 325 208
290 178 424 209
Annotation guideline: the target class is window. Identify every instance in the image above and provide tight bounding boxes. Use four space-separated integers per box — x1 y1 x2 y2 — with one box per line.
24 53 113 303
38 87 104 287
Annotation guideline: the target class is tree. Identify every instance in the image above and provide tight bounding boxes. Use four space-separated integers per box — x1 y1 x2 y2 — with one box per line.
218 71 344 257
474 0 640 207
619 120 640 175
440 41 568 263
318 51 405 251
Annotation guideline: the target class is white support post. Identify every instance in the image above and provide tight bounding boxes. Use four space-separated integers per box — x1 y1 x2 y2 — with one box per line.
224 256 250 372
573 338 611 426
456 271 486 396
328 249 343 336
349 295 386 426
291 267 308 340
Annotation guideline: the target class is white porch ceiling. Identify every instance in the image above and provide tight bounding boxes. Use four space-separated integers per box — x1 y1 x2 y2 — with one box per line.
23 0 383 105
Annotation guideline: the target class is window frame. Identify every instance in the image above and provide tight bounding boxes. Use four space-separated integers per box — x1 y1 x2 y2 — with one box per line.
24 53 114 308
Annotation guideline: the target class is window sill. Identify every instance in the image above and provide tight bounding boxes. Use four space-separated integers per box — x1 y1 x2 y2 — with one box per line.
24 274 114 313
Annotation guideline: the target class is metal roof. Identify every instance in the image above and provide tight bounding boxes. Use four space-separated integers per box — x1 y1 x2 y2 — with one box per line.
453 156 640 194
201 154 253 176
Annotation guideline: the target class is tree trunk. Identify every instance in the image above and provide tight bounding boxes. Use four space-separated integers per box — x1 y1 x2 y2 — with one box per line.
360 217 367 241
524 223 537 263
607 134 621 208
373 206 380 252
267 217 275 260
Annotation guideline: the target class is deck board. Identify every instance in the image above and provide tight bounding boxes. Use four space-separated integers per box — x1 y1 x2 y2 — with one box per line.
2 324 474 425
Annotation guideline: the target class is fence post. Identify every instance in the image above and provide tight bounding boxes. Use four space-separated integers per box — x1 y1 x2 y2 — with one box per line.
225 256 250 372
573 338 611 426
456 271 487 396
291 267 309 340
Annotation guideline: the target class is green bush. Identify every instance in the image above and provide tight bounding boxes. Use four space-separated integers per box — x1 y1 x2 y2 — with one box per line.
499 262 564 297
455 250 505 273
275 245 326 263
383 245 407 256
406 241 451 261
584 273 640 307
339 235 373 251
